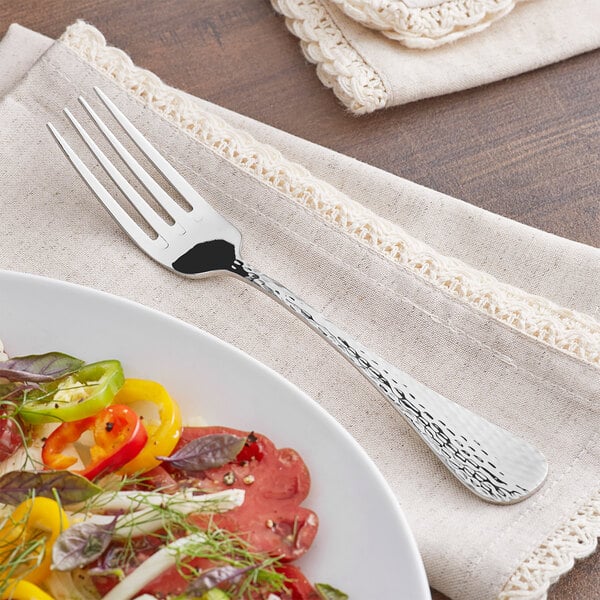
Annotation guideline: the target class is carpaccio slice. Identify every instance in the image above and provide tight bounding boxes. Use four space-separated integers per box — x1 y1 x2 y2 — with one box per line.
93 426 320 599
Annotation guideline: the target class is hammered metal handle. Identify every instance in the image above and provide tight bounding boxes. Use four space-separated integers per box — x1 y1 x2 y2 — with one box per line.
231 259 547 504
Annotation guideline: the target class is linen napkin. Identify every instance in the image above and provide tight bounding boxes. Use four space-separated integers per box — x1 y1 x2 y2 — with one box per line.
1 21 599 600
271 0 600 113
327 0 523 48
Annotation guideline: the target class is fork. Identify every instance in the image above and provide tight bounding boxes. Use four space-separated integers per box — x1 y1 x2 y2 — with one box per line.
47 88 548 504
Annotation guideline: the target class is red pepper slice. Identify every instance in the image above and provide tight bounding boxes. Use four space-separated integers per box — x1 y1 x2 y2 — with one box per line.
42 404 148 480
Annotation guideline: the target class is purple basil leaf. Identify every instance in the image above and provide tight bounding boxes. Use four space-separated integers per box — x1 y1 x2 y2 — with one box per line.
52 517 118 571
157 433 246 472
187 564 253 596
315 583 349 600
0 352 84 383
0 470 101 505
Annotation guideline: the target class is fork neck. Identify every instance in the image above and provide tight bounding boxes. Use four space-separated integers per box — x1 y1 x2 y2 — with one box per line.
229 259 291 302
230 259 277 290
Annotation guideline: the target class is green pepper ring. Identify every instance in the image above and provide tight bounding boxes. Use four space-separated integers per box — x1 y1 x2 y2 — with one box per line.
19 360 125 424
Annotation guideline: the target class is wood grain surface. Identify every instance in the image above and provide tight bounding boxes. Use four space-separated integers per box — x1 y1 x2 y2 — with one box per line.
1 1 598 599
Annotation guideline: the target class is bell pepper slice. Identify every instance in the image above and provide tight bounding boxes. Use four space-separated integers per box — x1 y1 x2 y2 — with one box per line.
41 404 148 480
19 360 125 424
0 497 69 586
1 579 55 600
113 379 182 474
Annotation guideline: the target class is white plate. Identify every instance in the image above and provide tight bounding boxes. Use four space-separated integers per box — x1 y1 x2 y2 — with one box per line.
0 270 430 599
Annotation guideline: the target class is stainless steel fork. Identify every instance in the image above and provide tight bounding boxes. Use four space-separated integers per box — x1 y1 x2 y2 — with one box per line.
48 88 548 504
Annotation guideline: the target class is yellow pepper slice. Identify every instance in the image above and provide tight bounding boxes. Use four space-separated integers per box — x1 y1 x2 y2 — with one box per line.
2 580 55 600
114 379 182 474
0 497 69 586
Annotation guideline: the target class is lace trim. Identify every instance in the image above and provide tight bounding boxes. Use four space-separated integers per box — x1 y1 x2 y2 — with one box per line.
500 491 600 599
60 21 600 371
60 20 600 600
330 0 520 48
271 0 388 114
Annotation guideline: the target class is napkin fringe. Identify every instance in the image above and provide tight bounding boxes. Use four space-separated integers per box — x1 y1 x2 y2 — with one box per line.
59 21 600 599
330 0 520 49
500 490 600 599
272 0 389 114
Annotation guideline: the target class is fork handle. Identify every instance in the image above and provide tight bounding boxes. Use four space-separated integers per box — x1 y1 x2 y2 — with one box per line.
230 259 547 504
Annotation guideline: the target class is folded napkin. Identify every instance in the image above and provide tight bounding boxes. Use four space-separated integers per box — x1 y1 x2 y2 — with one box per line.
1 21 599 600
328 0 523 48
271 0 600 113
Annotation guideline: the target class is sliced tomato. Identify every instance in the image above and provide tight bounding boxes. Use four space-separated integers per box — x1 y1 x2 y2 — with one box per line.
164 426 318 561
138 465 179 491
277 565 322 600
0 414 23 463
91 536 164 597
138 562 321 600
167 426 310 504
92 426 320 600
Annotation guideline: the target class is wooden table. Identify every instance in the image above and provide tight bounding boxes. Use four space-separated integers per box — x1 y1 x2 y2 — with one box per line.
1 1 598 598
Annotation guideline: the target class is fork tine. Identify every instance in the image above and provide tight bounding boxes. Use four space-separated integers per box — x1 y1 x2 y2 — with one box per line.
94 87 218 216
63 107 175 241
78 96 190 225
47 122 166 253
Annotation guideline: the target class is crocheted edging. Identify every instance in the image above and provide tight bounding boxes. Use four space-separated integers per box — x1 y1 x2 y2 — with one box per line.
330 0 520 49
271 0 388 114
60 21 600 371
500 491 600 599
60 21 600 599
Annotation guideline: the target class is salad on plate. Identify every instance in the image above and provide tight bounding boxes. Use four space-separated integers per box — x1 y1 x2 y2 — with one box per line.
0 340 347 600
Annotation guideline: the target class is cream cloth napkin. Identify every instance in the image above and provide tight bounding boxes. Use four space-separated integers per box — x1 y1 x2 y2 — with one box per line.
271 0 600 113
328 0 523 48
1 21 599 600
